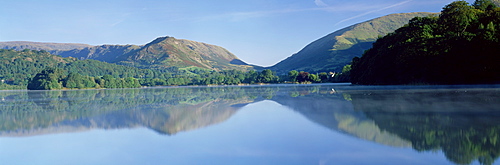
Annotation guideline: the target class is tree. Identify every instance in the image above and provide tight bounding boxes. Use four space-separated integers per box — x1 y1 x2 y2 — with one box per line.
102 75 117 88
63 72 98 89
473 0 497 10
439 1 480 37
318 72 329 82
297 71 309 82
257 69 277 83
27 67 64 90
308 74 321 83
288 70 299 82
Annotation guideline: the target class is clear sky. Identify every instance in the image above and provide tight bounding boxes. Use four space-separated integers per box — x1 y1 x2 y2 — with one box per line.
0 0 474 66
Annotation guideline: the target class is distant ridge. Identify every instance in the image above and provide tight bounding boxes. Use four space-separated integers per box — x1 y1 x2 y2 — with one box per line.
0 41 91 51
269 12 436 73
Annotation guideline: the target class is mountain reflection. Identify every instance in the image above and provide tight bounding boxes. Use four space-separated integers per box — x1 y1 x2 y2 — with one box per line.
0 87 265 136
1 85 499 165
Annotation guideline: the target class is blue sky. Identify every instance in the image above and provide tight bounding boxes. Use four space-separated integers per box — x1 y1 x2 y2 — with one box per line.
0 0 473 66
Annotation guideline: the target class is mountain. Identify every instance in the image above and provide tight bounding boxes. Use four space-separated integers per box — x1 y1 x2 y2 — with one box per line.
269 12 435 73
54 44 141 63
114 36 251 70
0 41 91 51
0 36 253 71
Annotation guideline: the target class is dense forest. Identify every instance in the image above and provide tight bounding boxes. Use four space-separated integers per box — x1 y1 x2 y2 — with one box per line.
0 49 344 90
351 0 500 85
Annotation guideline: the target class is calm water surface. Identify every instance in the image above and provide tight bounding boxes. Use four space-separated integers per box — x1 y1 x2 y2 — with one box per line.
0 84 499 165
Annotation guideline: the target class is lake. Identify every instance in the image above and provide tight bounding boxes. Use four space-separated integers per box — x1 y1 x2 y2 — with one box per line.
0 84 499 165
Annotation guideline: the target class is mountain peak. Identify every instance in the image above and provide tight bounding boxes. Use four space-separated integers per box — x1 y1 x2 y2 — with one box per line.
145 36 174 46
123 36 251 70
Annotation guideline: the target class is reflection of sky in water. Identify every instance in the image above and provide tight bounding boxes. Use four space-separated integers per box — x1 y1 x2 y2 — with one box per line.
1 100 452 165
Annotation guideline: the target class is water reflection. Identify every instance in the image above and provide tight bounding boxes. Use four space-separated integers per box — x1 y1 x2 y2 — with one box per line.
0 85 499 164
347 89 500 165
0 87 266 136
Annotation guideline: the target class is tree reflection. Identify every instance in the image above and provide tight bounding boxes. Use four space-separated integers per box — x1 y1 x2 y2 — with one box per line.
349 89 500 165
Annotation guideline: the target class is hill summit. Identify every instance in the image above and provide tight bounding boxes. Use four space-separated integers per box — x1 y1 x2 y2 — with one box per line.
115 36 250 70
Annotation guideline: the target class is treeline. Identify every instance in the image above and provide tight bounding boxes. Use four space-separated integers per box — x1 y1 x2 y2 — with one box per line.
25 67 284 90
27 67 141 90
0 49 170 88
286 64 351 83
139 69 280 86
25 66 350 90
351 0 500 85
0 49 74 86
0 49 347 90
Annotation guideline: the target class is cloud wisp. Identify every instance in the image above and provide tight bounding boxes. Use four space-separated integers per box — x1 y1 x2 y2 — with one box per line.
188 0 413 23
314 0 329 7
333 0 413 26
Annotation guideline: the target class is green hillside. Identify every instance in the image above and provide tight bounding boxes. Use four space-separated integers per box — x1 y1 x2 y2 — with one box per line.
0 49 76 86
269 12 435 73
0 49 166 88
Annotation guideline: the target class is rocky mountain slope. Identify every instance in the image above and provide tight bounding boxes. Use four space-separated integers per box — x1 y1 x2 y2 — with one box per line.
114 36 251 70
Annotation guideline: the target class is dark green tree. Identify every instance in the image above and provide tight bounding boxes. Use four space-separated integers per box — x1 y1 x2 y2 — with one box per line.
63 72 98 89
473 0 497 10
439 0 483 39
257 69 278 83
27 67 64 90
288 70 299 82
